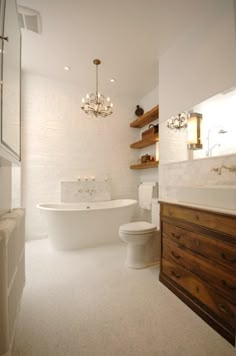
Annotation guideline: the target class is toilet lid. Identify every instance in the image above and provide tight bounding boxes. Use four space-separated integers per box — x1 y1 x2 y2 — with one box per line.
119 221 157 234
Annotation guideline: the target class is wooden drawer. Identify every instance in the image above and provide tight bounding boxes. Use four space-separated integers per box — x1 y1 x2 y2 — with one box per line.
162 258 236 328
162 203 236 237
163 222 236 270
163 238 236 303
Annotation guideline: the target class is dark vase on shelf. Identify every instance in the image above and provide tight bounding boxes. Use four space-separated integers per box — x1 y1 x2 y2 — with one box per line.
135 105 144 117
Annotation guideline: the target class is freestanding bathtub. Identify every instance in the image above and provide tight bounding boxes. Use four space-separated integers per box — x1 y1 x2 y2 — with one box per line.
37 199 137 250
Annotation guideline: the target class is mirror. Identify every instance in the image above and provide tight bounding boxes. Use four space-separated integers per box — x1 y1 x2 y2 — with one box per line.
163 87 236 163
192 88 236 160
0 0 21 159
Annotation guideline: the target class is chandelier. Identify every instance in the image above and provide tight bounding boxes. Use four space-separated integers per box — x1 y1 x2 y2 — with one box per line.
81 59 113 118
167 112 187 130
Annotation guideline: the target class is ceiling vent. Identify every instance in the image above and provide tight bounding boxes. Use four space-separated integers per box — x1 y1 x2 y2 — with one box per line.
17 6 42 34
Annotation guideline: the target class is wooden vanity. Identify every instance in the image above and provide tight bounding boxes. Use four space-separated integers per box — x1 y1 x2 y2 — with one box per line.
159 201 236 345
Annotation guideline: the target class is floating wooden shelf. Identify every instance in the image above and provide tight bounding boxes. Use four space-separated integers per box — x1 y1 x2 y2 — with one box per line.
130 136 158 149
130 161 159 170
130 105 159 128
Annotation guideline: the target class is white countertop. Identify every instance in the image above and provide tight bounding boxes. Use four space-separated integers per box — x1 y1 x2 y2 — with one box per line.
159 199 236 216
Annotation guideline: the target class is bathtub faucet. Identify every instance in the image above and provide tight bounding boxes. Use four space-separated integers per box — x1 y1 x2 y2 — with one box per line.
85 188 96 196
89 188 96 196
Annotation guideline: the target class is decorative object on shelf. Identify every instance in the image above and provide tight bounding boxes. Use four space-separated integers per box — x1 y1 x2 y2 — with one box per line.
135 105 144 117
187 112 203 150
130 105 159 128
142 123 159 138
148 123 159 132
141 154 151 163
81 59 113 118
167 112 187 131
140 154 156 163
130 105 159 170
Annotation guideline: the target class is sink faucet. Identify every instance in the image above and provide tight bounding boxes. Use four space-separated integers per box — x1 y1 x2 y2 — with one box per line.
211 167 222 175
206 127 227 156
208 143 220 157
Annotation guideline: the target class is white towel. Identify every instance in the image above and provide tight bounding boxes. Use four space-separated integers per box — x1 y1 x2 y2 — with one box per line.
151 199 160 229
139 182 155 210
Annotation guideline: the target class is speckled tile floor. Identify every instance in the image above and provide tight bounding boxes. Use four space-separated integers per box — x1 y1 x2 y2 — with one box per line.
12 239 235 356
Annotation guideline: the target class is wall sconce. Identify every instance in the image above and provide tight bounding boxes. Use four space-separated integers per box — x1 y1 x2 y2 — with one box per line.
187 112 203 150
167 112 187 131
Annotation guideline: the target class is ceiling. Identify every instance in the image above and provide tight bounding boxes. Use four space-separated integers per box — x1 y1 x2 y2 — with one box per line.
18 0 211 100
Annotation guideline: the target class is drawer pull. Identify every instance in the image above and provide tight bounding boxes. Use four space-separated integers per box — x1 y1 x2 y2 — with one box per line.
171 270 181 279
221 280 236 290
218 304 229 315
171 232 182 240
221 253 236 263
171 251 181 259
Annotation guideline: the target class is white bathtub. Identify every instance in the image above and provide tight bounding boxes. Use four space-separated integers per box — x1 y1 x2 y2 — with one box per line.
37 199 137 250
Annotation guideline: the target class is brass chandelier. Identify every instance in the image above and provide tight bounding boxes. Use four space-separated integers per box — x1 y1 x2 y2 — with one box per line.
81 59 113 118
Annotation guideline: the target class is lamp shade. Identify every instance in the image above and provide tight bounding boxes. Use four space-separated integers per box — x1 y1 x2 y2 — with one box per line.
187 113 203 150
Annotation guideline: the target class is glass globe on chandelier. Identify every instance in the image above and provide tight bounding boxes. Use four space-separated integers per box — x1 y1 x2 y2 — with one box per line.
81 59 113 118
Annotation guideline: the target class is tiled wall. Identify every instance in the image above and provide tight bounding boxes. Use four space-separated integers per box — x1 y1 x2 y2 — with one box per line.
159 122 188 164
21 73 140 240
61 180 111 203
159 153 236 201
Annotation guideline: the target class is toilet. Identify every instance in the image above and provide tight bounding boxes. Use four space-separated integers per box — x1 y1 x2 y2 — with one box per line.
119 221 157 268
119 182 160 269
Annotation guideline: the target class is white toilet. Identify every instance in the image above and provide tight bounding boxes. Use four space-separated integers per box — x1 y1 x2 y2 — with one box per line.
119 182 160 269
119 221 157 268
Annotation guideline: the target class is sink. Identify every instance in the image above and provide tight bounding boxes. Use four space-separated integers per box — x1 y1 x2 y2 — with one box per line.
177 185 236 211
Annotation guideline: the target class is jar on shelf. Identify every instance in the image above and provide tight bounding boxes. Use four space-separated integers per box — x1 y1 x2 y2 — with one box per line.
135 105 144 117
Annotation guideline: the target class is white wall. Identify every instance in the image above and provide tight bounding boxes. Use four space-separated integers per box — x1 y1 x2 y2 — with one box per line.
139 86 159 114
21 73 140 240
0 159 12 216
159 0 236 165
159 0 235 124
11 165 21 208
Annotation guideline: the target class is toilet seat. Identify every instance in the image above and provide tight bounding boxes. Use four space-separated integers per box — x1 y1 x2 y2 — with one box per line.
119 221 156 235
